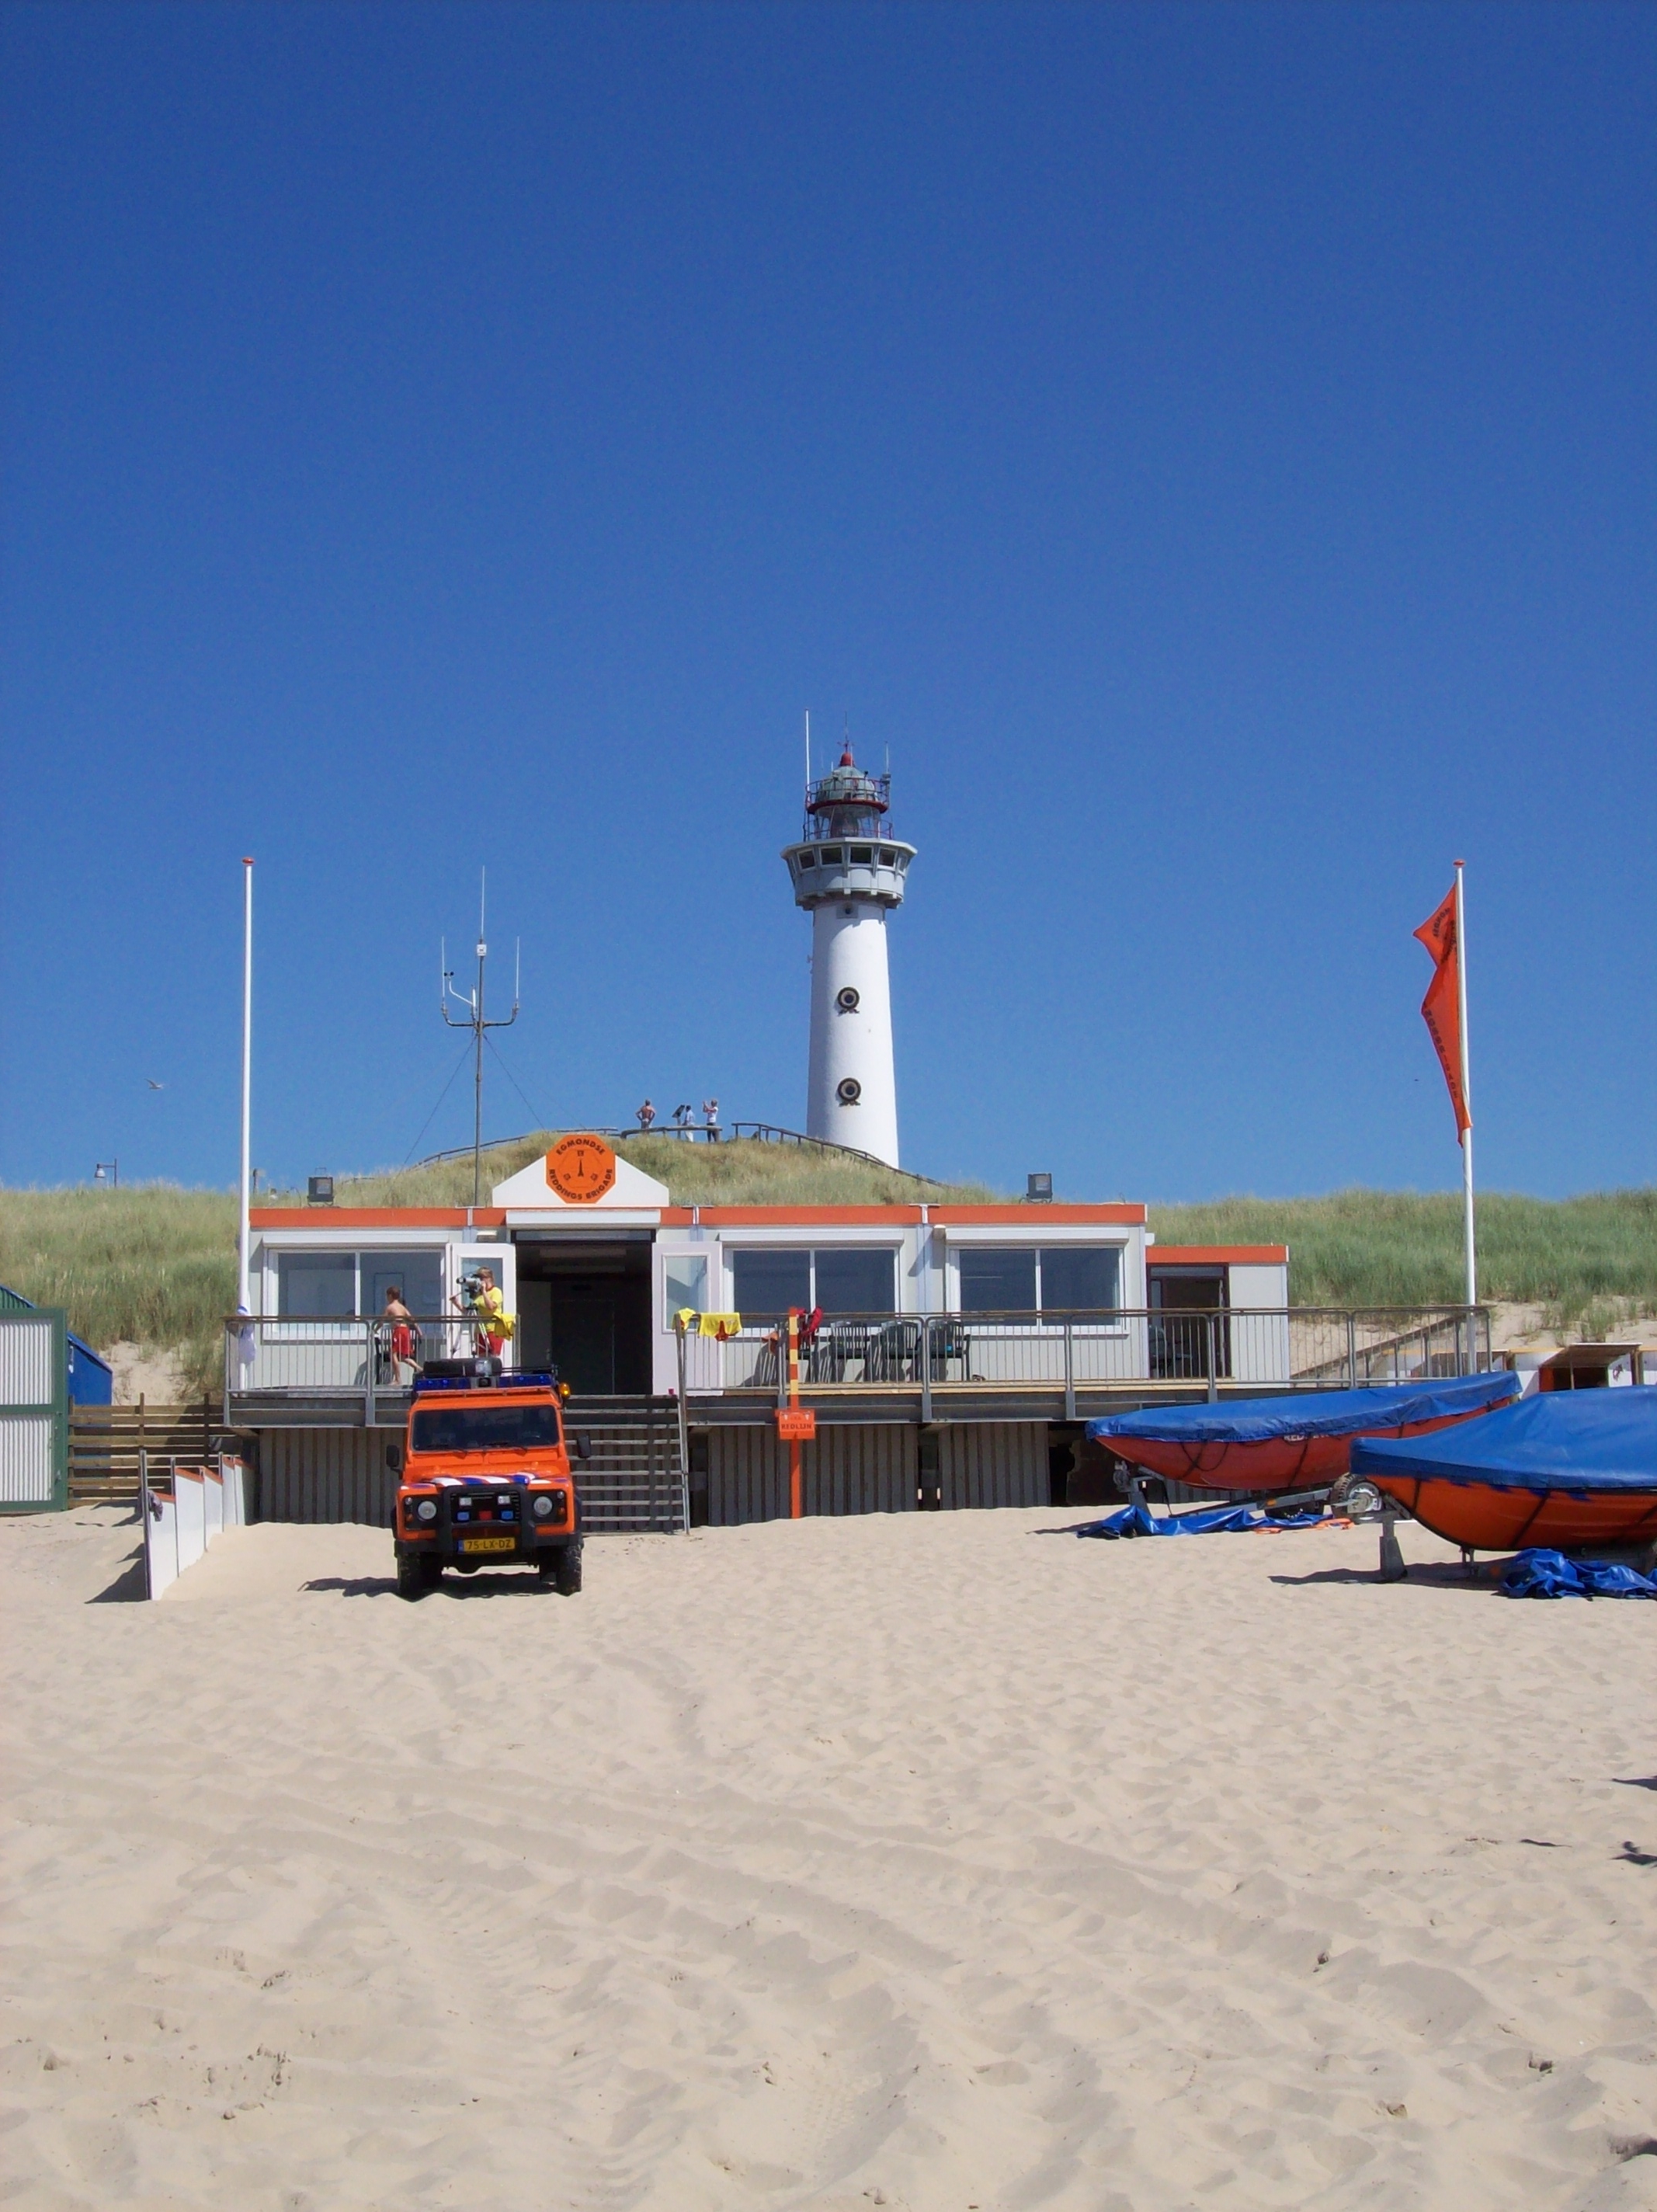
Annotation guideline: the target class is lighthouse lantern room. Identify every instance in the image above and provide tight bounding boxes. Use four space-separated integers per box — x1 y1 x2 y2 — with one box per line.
782 744 915 1167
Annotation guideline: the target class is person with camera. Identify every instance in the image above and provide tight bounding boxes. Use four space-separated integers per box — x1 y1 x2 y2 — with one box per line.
453 1264 514 1362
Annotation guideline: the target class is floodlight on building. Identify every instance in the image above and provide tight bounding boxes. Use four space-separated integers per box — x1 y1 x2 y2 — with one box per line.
1027 1173 1054 1202
308 1175 335 1207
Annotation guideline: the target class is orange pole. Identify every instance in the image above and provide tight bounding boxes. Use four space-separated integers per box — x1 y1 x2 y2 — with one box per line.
787 1309 802 1519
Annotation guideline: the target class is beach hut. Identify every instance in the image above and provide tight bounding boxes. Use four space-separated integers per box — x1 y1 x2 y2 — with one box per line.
0 1284 112 1405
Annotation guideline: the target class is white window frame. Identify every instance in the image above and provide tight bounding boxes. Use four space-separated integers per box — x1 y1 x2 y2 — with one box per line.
947 1241 1130 1326
720 1243 905 1321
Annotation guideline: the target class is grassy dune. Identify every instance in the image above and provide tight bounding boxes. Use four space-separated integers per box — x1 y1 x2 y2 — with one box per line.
0 1186 238 1394
1148 1188 1657 1333
2 1148 1654 1391
333 1132 992 1210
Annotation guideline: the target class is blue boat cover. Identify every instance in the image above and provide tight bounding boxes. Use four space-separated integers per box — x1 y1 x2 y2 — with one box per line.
1353 1387 1657 1491
1086 1369 1520 1447
1501 1547 1657 1599
1075 1501 1328 1539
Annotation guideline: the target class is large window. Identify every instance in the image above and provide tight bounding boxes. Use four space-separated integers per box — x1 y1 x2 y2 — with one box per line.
276 1252 356 1317
728 1247 897 1316
815 1248 896 1312
956 1247 1121 1315
957 1247 1035 1313
1039 1247 1120 1312
362 1250 444 1316
276 1249 445 1317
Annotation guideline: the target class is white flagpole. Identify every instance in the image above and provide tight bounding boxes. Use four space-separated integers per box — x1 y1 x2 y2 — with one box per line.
1454 857 1475 1307
238 858 254 1312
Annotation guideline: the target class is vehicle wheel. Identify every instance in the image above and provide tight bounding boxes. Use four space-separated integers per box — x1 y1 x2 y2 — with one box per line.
395 1553 426 1602
554 1542 582 1596
419 1553 443 1588
454 1559 480 1574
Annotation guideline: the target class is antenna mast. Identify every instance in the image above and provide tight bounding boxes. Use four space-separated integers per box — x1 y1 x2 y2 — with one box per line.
440 868 521 1207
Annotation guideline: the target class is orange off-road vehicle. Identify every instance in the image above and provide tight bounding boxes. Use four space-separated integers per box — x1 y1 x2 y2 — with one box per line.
387 1362 589 1601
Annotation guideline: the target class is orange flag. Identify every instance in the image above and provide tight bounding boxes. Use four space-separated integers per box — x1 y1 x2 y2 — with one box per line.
1414 885 1470 1138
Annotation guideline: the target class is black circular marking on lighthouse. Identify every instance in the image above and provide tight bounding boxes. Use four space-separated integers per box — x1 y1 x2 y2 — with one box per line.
835 986 860 1014
836 1077 862 1105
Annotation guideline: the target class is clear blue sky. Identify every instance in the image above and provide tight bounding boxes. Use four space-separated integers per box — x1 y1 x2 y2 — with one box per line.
3 1 1652 1201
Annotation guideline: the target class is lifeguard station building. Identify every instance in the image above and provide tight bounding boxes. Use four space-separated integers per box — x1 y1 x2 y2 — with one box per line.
229 1132 1310 1527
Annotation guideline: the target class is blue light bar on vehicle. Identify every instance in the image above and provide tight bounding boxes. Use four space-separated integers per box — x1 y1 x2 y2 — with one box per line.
411 1368 562 1396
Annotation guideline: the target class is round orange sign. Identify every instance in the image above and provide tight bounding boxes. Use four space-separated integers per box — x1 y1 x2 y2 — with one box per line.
545 1132 617 1205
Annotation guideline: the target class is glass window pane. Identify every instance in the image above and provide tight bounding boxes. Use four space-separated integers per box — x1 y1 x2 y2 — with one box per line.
361 1250 443 1316
1039 1247 1120 1313
730 1249 811 1315
957 1248 1036 1313
814 1248 895 1313
276 1251 356 1316
663 1254 709 1326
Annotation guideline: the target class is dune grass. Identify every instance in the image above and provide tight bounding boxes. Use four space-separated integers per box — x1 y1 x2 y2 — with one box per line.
0 1186 238 1396
1147 1188 1657 1334
4 1157 1655 1391
330 1132 994 1211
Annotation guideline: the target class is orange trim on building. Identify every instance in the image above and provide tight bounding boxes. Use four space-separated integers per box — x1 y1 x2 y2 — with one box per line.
249 1209 509 1229
657 1207 696 1226
929 1204 1147 1226
696 1205 925 1226
1148 1246 1287 1266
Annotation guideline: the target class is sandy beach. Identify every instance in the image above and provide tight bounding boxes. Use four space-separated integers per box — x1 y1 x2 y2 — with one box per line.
2 1504 1653 2211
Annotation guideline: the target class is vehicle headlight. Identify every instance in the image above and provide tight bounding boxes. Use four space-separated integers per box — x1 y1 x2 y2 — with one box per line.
533 1494 553 1518
414 1497 438 1522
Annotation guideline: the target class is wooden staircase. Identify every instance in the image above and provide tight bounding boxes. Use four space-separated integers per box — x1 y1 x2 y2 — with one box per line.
562 1396 688 1533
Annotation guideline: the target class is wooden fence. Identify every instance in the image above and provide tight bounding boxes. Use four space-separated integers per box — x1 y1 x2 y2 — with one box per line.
69 1399 244 1508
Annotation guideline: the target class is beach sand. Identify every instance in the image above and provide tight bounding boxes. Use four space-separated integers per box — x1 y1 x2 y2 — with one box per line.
2 1504 1653 2210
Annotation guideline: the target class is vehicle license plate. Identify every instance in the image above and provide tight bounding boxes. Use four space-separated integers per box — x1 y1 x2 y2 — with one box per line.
460 1535 516 1555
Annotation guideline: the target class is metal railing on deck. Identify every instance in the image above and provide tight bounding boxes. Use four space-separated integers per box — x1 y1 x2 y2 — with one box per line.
224 1316 505 1424
676 1306 1491 1416
228 1304 1493 1425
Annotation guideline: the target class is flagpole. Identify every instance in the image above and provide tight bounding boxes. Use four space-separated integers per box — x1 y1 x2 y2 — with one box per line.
1454 857 1475 1307
238 858 254 1313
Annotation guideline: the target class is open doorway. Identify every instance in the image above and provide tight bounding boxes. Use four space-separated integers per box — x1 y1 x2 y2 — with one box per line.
1148 1268 1230 1379
512 1236 654 1397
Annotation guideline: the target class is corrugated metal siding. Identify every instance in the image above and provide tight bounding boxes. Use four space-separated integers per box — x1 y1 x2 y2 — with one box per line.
0 1415 56 1504
259 1428 399 1527
938 1423 1049 1510
0 1317 53 1407
707 1424 918 1524
807 1425 916 1516
707 1427 789 1525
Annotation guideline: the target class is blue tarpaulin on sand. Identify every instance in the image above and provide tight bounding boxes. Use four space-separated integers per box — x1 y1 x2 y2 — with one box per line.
1075 1501 1327 1539
1353 1388 1657 1492
1086 1369 1519 1448
1501 1548 1657 1599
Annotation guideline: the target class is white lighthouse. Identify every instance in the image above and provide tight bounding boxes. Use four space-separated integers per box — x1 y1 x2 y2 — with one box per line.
783 743 915 1167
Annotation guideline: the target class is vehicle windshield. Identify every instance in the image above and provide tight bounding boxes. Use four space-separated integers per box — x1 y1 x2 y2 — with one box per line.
410 1402 562 1455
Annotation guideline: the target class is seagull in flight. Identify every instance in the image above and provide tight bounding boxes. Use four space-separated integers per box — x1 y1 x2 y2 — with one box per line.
147 1079 165 1090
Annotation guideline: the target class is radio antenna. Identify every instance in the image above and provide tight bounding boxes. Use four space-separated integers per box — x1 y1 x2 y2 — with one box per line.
440 866 521 1206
